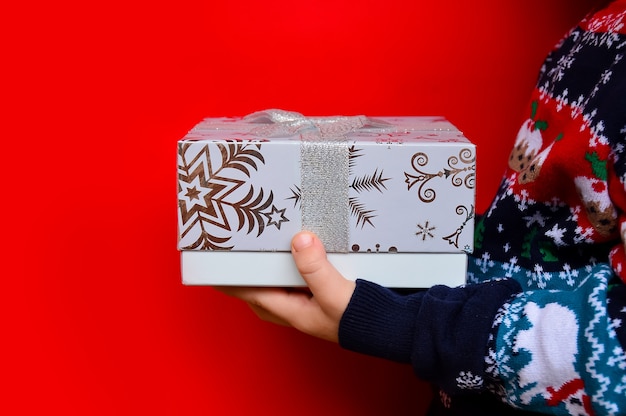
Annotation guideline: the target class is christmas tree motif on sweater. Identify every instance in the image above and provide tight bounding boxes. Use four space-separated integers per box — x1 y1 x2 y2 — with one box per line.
473 216 485 250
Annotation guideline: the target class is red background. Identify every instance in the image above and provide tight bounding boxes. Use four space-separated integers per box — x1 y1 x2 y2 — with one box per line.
2 1 602 414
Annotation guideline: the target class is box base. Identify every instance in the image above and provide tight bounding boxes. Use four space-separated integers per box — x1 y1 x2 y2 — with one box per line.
181 251 467 288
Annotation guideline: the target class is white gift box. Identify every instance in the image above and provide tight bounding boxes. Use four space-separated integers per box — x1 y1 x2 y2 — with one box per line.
177 110 475 287
181 251 467 288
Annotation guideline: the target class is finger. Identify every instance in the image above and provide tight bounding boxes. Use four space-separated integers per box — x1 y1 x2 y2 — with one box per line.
247 303 291 327
214 279 342 342
245 288 316 326
216 286 315 327
290 232 356 317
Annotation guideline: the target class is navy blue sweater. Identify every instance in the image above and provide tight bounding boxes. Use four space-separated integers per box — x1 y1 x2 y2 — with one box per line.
339 2 626 414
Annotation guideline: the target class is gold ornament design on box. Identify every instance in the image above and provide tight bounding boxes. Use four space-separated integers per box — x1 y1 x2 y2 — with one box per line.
404 148 476 250
178 140 394 250
441 204 475 251
404 148 476 203
177 113 477 254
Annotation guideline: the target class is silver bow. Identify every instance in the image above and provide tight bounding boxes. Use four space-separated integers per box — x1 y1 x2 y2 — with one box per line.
244 109 389 138
244 109 388 252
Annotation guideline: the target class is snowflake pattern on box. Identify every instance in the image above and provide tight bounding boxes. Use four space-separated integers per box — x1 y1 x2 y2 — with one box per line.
177 115 476 254
178 140 286 250
404 148 476 250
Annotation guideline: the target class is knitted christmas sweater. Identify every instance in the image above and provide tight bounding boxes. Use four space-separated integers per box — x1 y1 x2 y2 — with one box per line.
338 2 626 415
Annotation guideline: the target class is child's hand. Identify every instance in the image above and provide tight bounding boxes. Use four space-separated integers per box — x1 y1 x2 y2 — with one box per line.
216 231 356 343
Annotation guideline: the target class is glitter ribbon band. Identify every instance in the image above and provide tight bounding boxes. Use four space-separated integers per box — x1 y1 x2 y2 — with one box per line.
244 109 387 252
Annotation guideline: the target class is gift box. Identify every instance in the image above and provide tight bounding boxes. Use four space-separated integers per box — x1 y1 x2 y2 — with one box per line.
177 110 475 287
181 251 468 287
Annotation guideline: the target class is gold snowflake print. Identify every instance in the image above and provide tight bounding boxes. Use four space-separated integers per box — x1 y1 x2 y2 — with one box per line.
416 221 436 241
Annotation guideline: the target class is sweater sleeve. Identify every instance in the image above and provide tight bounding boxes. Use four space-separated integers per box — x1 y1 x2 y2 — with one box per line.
485 265 626 415
338 278 521 395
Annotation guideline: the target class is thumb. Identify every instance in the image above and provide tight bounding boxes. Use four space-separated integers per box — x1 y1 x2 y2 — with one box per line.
291 231 355 315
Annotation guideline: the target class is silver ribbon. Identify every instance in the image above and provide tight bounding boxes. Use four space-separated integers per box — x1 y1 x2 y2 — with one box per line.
244 109 387 252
